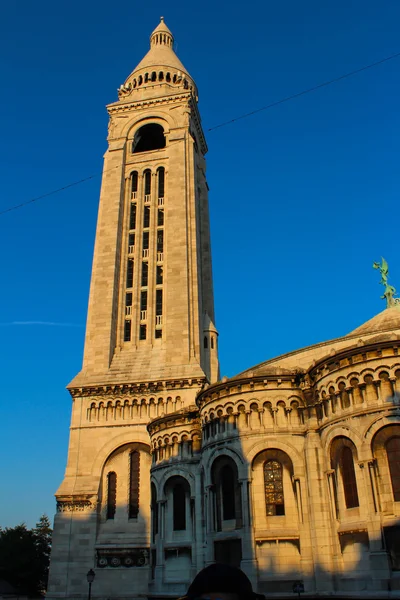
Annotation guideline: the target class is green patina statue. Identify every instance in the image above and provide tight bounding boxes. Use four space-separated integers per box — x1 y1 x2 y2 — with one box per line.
373 257 400 308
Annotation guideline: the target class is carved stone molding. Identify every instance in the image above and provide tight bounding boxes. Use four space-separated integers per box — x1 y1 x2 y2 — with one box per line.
69 377 207 398
96 547 149 568
56 495 97 513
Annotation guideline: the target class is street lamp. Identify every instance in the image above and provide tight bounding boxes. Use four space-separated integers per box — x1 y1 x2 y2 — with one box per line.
86 569 95 600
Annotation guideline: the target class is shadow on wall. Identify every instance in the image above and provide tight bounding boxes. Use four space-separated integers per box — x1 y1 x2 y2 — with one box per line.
47 417 400 599
47 442 152 600
192 414 400 598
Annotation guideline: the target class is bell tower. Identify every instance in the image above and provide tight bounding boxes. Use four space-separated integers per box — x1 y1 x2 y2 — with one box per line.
74 16 219 388
47 19 219 600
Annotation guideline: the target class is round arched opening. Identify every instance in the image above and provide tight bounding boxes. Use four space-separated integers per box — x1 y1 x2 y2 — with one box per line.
132 123 166 153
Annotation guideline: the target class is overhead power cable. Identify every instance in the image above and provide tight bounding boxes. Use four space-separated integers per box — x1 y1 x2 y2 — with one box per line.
0 165 120 217
1 49 400 217
207 50 400 131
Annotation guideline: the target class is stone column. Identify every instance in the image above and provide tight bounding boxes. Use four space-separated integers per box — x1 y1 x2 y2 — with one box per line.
304 431 336 593
239 478 257 589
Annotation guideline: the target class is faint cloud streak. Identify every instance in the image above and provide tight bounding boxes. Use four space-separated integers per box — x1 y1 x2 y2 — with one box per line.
0 321 84 327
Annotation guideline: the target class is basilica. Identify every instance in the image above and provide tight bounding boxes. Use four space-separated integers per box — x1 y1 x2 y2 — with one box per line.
47 19 400 599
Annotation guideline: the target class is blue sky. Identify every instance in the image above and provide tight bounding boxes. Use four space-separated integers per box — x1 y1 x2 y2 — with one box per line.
0 0 399 528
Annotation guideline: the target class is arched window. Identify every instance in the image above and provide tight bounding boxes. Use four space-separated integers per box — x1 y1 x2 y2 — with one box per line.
144 169 151 196
386 437 400 501
129 451 140 518
211 456 242 531
264 460 285 516
340 446 359 508
132 124 165 153
173 484 186 530
107 472 117 519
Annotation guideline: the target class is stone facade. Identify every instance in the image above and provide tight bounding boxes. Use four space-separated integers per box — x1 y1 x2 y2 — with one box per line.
47 18 400 600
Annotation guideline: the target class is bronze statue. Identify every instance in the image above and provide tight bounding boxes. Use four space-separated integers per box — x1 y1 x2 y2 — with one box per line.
373 258 399 308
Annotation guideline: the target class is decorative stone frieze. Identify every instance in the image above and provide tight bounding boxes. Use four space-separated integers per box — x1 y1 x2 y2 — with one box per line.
56 495 97 513
96 547 149 568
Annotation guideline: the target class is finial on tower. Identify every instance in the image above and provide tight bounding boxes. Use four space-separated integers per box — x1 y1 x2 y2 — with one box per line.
373 257 400 308
150 16 174 48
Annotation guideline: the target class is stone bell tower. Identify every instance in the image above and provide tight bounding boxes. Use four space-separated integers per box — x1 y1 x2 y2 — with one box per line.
47 18 219 600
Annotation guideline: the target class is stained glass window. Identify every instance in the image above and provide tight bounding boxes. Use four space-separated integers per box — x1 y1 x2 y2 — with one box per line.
264 460 285 516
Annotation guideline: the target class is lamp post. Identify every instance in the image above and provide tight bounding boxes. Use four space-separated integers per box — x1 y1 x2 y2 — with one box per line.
86 569 95 600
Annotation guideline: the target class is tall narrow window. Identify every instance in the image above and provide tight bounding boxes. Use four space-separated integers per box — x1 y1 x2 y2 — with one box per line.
131 171 138 197
340 446 359 508
126 260 134 288
143 206 151 228
158 167 165 198
143 231 149 250
140 324 147 340
157 208 164 226
157 230 164 253
141 290 148 313
156 289 162 316
129 203 137 230
156 265 163 285
128 233 135 251
141 262 148 287
107 472 117 519
386 437 400 501
129 451 140 518
151 483 158 542
126 292 132 309
220 465 235 520
173 484 186 530
144 170 151 196
264 460 285 516
204 336 208 349
124 320 131 342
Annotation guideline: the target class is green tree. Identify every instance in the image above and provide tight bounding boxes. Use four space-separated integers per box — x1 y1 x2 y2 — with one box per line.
33 515 52 593
0 516 52 597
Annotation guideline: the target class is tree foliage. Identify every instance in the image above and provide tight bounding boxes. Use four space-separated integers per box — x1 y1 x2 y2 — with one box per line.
0 515 52 597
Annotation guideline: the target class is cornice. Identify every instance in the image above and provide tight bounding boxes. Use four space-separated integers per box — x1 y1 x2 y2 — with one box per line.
107 92 191 115
308 338 400 380
196 374 300 408
68 377 206 398
147 405 200 434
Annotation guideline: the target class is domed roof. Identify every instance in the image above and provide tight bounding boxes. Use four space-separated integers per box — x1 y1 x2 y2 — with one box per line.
347 306 400 336
132 17 190 77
